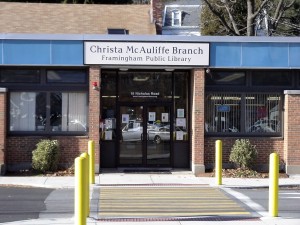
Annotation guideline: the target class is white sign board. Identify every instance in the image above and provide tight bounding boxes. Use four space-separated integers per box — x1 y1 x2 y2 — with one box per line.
84 42 209 66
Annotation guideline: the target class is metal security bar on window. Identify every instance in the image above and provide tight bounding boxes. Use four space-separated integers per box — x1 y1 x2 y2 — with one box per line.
245 94 281 133
205 93 241 133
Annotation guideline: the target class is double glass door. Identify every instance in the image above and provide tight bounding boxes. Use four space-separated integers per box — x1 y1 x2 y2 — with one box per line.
119 104 171 167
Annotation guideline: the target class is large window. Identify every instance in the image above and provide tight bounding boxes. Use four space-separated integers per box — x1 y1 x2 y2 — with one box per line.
10 92 87 132
205 70 287 136
2 68 88 134
205 93 281 134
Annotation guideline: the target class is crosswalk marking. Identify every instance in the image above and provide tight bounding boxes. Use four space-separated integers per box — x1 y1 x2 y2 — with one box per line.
99 186 251 218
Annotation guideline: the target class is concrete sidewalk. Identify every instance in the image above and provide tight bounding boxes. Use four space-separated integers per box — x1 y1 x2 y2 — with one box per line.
0 171 300 225
1 170 299 188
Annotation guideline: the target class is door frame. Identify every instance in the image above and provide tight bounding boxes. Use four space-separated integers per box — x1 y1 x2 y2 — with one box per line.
117 101 173 167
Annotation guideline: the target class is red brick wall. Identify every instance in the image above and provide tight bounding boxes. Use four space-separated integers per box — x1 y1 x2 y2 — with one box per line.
6 136 89 169
284 92 300 173
89 66 101 171
205 137 284 171
191 69 205 173
0 89 7 172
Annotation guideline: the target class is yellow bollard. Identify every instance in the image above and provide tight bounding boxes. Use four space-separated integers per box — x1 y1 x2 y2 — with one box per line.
215 140 222 185
75 156 86 225
80 153 90 217
269 152 279 217
88 140 95 184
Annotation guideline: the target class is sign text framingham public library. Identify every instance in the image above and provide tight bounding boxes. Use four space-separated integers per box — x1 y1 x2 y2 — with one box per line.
84 42 209 66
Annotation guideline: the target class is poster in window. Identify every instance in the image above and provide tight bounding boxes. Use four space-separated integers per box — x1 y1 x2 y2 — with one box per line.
105 130 112 140
122 114 129 124
177 109 184 118
149 112 156 122
176 118 186 127
176 131 184 140
105 118 116 129
161 113 169 122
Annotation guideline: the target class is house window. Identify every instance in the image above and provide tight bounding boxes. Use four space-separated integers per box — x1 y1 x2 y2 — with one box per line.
3 68 89 134
172 10 181 26
107 28 129 34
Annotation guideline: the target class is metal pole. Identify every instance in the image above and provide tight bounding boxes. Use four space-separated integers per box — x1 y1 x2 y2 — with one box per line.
215 140 222 185
88 140 95 184
269 152 279 217
75 156 86 225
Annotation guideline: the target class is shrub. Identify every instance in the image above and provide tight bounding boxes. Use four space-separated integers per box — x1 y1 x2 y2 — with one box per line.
32 139 59 172
229 139 257 169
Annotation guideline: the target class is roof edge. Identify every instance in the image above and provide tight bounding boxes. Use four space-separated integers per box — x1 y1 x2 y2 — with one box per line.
1 33 300 43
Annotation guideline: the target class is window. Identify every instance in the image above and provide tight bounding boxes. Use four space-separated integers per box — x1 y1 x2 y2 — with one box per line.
1 69 40 83
47 70 86 83
172 10 181 26
10 92 87 132
205 69 288 136
205 94 241 133
205 93 282 135
252 71 292 86
10 92 45 131
107 28 129 35
100 71 117 140
51 92 87 132
245 94 281 133
206 71 246 86
118 71 172 102
174 72 189 140
5 68 88 134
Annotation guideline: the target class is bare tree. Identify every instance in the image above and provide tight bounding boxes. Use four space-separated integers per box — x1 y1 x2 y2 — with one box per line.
202 0 296 36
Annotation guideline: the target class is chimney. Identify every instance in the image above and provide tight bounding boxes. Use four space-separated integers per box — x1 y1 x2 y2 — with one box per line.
151 0 163 34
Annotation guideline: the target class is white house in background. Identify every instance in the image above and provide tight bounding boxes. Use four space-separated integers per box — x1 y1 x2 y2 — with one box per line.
162 0 201 36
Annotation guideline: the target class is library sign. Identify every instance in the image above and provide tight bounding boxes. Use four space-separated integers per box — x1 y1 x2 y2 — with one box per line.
84 42 209 66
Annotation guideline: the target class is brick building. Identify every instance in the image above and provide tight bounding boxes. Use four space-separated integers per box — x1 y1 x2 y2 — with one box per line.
0 2 300 175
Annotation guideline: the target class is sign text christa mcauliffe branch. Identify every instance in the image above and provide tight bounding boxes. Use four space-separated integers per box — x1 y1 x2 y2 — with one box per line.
84 42 209 66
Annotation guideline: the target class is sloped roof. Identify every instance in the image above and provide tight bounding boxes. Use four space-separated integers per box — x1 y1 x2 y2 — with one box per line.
163 0 200 27
0 2 155 35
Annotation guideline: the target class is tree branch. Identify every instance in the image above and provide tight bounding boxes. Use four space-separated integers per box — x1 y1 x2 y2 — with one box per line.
202 0 239 35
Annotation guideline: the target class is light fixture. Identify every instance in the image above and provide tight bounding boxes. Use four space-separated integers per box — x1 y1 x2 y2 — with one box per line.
119 68 128 71
133 75 149 82
165 68 174 72
92 81 99 90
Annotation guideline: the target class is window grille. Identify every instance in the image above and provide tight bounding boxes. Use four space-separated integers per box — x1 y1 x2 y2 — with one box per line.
205 93 282 135
245 94 281 133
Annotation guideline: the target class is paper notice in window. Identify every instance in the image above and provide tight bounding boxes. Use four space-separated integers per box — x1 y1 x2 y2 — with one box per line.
176 131 184 140
149 112 156 122
161 113 169 122
176 118 186 127
105 130 112 140
122 114 129 124
177 109 184 118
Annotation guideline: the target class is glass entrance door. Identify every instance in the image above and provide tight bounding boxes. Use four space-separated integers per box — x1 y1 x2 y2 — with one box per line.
119 104 171 167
